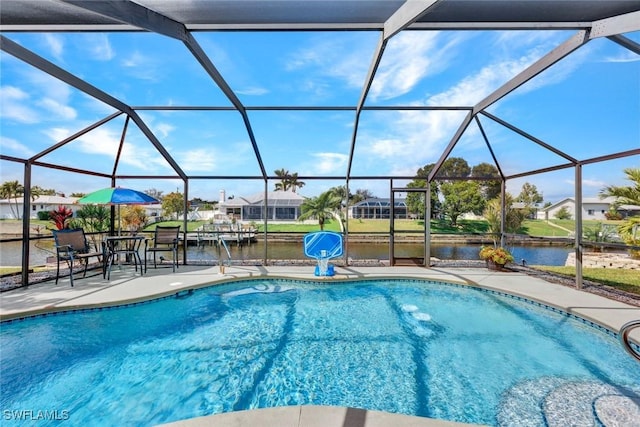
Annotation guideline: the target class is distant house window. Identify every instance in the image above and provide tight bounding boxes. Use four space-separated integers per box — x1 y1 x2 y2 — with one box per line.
587 209 594 215
32 205 36 211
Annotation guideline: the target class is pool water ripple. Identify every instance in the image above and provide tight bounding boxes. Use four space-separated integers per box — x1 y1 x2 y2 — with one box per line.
1 279 639 426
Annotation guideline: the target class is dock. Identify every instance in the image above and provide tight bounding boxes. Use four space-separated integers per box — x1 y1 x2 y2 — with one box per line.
186 224 257 247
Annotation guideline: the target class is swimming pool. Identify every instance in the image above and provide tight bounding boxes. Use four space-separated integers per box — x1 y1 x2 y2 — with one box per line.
1 278 638 426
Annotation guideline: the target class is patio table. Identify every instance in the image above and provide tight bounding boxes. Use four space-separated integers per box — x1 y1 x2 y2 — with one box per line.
103 235 145 279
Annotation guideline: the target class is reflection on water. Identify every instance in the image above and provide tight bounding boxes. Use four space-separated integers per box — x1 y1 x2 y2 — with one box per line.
1 239 572 267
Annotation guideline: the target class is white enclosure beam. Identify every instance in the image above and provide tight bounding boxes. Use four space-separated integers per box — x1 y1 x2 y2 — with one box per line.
591 10 640 38
474 30 590 114
384 0 441 40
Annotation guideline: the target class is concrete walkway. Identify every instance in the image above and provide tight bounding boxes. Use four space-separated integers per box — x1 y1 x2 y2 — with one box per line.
1 264 639 427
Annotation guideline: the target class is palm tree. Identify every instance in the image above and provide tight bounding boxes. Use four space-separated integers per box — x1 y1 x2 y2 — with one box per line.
482 193 525 247
600 168 640 258
274 168 305 193
298 190 342 230
274 168 290 191
600 168 640 206
0 180 25 219
288 172 305 193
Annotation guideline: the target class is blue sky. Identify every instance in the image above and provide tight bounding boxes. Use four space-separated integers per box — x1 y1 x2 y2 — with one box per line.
1 28 638 204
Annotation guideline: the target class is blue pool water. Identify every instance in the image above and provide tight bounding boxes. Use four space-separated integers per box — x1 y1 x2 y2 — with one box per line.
1 279 639 426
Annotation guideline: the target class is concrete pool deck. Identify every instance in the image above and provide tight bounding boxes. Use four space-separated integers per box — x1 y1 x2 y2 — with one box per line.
1 264 639 426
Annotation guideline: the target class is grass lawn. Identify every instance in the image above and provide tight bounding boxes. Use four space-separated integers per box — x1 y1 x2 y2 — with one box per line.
3 218 624 237
533 265 640 296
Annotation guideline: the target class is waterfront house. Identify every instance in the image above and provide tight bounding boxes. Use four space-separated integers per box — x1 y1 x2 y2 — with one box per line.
538 196 640 220
217 190 305 222
348 198 408 219
0 195 79 219
0 195 162 220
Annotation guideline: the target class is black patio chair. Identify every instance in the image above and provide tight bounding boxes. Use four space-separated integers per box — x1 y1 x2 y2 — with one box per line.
52 228 104 286
145 226 180 273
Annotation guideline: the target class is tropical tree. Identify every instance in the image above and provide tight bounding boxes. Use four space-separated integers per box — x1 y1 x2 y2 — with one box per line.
120 205 148 232
274 169 305 193
69 205 111 249
298 190 343 230
435 157 471 180
0 180 24 219
352 188 374 204
555 206 572 220
49 205 74 230
287 172 305 193
583 222 616 252
162 191 186 219
440 180 485 227
599 167 640 206
405 163 440 219
471 162 501 200
31 186 56 197
482 193 526 246
71 205 111 233
600 167 640 258
517 182 543 218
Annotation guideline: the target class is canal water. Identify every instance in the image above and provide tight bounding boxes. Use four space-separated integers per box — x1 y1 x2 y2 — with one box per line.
0 239 573 267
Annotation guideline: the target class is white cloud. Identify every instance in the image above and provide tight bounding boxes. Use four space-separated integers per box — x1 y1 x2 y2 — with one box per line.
43 34 64 61
26 69 74 107
0 86 39 123
83 34 114 61
356 109 469 175
0 136 34 157
369 31 461 101
285 33 374 89
583 178 607 188
311 152 348 174
37 98 77 120
44 126 168 172
236 86 269 96
601 51 640 63
121 51 160 81
178 148 218 172
154 123 175 139
427 55 536 106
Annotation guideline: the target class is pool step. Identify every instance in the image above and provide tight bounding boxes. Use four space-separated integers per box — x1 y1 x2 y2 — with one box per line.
498 377 640 426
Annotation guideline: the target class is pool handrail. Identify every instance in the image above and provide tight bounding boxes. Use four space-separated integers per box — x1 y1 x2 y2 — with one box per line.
217 234 232 271
619 319 640 363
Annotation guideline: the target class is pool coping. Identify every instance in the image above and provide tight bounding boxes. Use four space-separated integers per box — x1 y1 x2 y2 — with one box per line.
2 265 638 334
1 265 639 427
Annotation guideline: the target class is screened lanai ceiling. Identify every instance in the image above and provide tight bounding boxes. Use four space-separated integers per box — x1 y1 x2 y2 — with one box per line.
1 0 639 201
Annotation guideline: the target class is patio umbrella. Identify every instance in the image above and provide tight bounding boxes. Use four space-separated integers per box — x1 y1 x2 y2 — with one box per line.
77 187 160 234
77 187 160 205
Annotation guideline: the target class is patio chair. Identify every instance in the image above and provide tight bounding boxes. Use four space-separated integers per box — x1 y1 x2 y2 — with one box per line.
52 228 104 286
145 226 180 273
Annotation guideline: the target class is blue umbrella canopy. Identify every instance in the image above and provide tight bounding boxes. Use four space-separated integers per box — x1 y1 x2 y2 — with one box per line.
77 187 159 205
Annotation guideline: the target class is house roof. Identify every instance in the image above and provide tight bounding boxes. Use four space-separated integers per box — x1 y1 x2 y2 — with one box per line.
222 190 305 207
0 195 79 205
352 198 407 208
541 196 640 211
